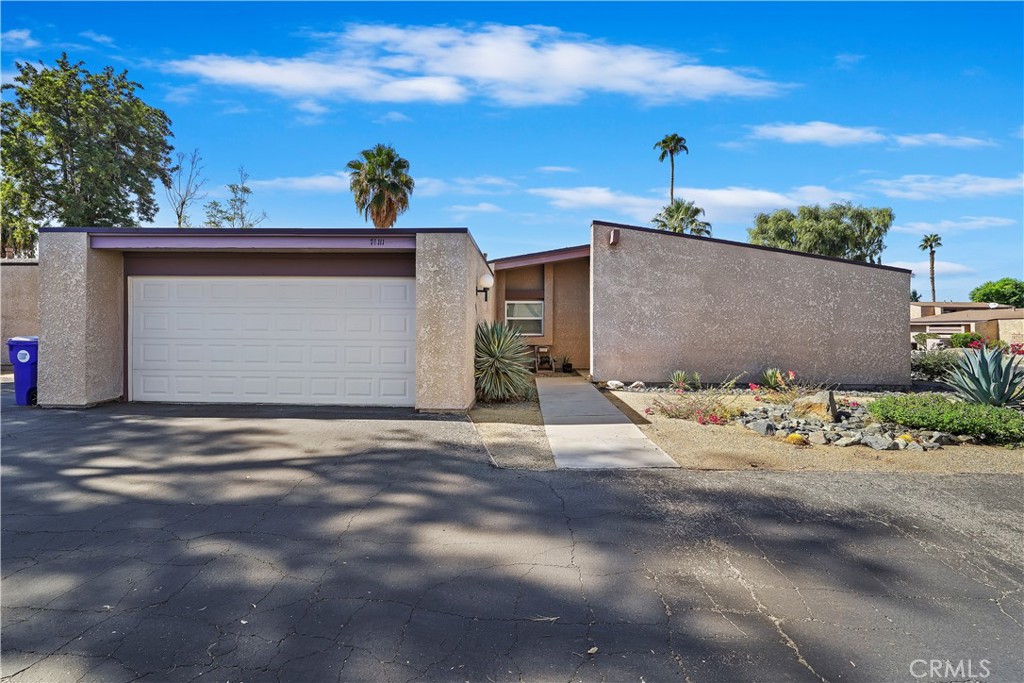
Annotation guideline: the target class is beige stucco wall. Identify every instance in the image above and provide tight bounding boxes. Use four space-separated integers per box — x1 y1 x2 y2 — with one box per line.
415 232 493 411
590 224 911 386
551 258 590 368
997 318 1024 344
38 232 125 406
1 262 40 364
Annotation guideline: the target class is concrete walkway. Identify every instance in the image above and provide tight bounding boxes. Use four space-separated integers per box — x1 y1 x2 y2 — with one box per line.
535 376 679 469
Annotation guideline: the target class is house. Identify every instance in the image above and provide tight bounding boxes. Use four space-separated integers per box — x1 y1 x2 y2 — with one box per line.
35 220 910 411
910 301 1011 319
910 308 1024 348
491 221 910 387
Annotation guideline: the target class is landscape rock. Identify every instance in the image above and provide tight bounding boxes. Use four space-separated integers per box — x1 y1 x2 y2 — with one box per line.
834 435 862 447
955 435 977 445
905 441 925 451
792 390 839 423
807 432 829 446
748 420 776 436
863 434 898 451
606 381 625 390
628 381 646 390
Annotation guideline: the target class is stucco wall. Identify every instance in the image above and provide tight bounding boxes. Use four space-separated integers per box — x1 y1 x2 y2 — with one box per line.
590 223 911 386
1 261 40 364
38 232 125 406
551 258 590 368
415 232 492 411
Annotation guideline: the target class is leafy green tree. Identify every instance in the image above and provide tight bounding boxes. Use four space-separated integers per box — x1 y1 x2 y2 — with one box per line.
654 133 688 203
204 167 267 229
747 202 894 263
346 144 414 228
970 277 1024 308
1 178 42 257
919 234 942 301
0 54 173 250
652 199 712 236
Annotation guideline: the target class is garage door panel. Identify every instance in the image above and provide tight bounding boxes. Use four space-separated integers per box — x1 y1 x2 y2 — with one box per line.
130 276 416 406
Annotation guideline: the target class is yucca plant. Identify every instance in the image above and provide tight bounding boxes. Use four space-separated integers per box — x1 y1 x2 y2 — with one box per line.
944 347 1024 407
760 368 787 390
669 370 701 391
475 321 535 402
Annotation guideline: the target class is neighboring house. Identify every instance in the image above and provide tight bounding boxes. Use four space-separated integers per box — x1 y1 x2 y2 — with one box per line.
35 220 911 411
910 301 1011 319
910 308 1024 348
0 260 40 367
491 221 910 387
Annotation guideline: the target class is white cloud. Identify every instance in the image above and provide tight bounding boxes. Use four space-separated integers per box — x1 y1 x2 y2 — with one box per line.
448 202 503 213
1 29 40 49
536 166 577 173
294 99 329 115
892 216 1016 235
164 85 197 104
374 111 411 123
886 260 976 277
893 133 996 148
417 175 517 197
750 121 886 146
80 30 114 45
866 173 1024 200
528 184 853 224
249 171 350 192
834 53 865 69
165 23 788 106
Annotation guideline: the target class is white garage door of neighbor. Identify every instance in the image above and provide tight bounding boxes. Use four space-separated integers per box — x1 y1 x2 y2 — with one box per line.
129 276 416 406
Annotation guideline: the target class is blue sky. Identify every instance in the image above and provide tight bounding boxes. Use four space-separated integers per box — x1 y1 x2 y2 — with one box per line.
2 1 1022 300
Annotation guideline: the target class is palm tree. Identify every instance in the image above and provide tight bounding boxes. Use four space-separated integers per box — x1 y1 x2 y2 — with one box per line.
654 133 688 203
651 199 712 236
346 144 415 228
919 233 942 301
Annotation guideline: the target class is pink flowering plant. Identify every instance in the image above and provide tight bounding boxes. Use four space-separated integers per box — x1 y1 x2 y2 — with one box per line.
650 374 743 425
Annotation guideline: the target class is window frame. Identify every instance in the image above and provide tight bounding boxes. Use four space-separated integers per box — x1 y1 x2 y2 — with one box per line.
505 300 544 337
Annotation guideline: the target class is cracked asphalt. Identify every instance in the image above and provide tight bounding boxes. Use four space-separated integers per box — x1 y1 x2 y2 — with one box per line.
2 384 1022 683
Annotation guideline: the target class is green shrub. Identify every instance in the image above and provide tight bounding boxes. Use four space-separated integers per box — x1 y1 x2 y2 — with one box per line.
911 350 960 382
866 393 1024 443
945 347 1024 407
913 332 938 348
760 368 788 390
669 370 701 391
950 332 983 348
474 321 534 402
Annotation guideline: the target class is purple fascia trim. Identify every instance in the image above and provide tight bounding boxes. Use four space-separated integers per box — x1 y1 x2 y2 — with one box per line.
89 234 418 251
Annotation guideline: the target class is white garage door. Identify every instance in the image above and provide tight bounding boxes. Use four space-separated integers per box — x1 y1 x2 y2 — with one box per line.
129 276 416 406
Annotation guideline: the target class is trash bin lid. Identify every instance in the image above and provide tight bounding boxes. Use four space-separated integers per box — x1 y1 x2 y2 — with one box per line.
7 336 38 344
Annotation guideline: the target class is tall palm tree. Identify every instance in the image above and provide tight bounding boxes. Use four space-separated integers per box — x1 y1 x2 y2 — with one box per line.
346 144 415 228
919 233 942 301
654 133 688 203
652 199 712 236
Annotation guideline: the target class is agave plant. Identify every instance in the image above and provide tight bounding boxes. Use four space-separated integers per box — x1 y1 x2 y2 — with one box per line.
475 321 535 402
944 347 1024 407
760 368 787 390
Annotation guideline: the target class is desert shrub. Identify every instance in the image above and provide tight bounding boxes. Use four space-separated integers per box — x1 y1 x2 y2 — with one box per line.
866 393 1024 443
911 350 960 382
474 321 534 402
650 376 742 425
913 332 938 349
749 370 824 404
669 370 701 391
950 332 983 348
759 368 789 390
944 347 1024 407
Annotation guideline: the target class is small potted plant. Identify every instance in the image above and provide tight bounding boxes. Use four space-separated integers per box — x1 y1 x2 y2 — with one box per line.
558 355 573 373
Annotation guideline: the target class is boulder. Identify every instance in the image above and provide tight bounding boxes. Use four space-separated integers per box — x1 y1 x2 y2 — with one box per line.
791 390 839 423
955 435 977 445
863 434 898 451
628 381 646 390
834 435 862 447
905 441 925 452
807 432 829 446
748 420 776 436
606 381 625 390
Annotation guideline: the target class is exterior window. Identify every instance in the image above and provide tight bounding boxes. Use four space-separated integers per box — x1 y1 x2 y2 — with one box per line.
506 301 543 336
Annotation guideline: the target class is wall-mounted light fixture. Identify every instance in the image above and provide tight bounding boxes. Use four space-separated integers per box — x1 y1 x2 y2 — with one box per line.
476 271 495 301
609 228 620 246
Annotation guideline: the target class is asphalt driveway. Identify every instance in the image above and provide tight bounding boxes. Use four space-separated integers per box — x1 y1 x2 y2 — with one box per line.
2 383 1023 682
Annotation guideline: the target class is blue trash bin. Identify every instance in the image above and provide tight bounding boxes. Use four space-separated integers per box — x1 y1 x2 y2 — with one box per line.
7 336 39 406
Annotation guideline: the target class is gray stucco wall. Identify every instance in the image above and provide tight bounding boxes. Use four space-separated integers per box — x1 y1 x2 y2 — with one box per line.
415 232 494 411
1 261 40 365
38 232 125 407
590 223 911 386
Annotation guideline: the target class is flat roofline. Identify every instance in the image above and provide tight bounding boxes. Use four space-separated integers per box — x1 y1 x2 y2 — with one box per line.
911 301 1011 307
490 244 590 270
592 221 914 275
39 227 469 235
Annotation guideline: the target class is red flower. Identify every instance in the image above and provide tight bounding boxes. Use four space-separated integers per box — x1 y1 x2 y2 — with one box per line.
749 383 760 391
754 396 761 402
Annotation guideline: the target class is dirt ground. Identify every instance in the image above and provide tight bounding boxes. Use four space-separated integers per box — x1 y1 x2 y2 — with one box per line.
609 390 1024 474
469 398 555 470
